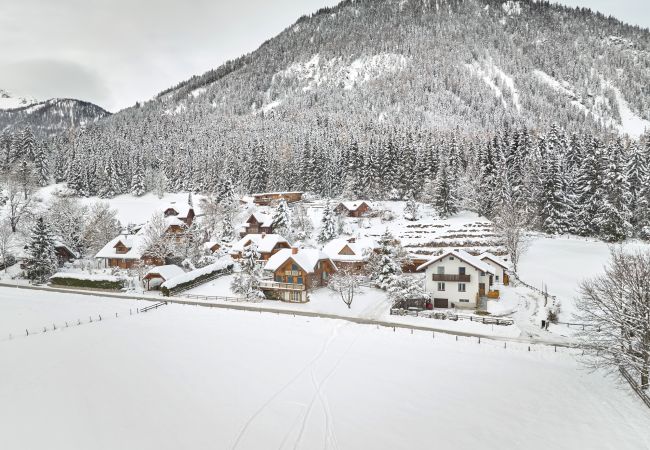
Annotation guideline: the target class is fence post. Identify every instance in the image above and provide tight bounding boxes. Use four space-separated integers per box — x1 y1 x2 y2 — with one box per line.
26 329 28 336
432 331 434 339
478 337 481 344
89 316 93 323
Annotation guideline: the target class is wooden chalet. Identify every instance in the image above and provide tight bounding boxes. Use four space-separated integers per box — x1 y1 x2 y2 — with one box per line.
252 191 303 206
240 212 274 238
163 202 195 226
322 237 377 273
231 234 291 261
335 201 372 218
261 248 337 303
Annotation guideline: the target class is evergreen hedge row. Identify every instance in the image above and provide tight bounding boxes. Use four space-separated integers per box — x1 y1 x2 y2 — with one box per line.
49 276 125 291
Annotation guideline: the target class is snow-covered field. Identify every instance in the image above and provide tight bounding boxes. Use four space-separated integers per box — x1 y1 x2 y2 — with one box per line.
517 236 650 320
0 294 648 450
0 286 146 338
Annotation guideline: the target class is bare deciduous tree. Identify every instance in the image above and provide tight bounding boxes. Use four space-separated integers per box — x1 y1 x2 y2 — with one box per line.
0 219 16 273
3 177 34 233
329 269 359 309
493 202 531 273
576 248 650 390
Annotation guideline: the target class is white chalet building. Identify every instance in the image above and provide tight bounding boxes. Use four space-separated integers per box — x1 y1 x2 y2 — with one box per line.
417 249 496 309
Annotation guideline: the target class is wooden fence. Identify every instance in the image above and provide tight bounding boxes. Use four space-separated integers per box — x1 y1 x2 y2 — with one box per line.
178 293 246 303
390 308 514 326
619 366 650 409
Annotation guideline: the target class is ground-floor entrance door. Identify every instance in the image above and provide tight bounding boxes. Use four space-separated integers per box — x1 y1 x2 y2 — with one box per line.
479 283 486 296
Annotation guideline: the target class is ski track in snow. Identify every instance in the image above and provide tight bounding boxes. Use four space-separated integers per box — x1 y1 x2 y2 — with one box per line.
231 322 346 450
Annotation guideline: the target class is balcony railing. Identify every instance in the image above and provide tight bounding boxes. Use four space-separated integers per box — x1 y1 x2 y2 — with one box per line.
259 280 306 291
431 274 471 282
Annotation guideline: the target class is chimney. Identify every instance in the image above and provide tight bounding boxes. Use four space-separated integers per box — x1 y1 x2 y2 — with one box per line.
292 247 298 255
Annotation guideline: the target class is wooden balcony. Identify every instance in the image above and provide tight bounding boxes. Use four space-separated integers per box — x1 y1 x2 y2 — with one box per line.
431 274 470 282
259 280 306 291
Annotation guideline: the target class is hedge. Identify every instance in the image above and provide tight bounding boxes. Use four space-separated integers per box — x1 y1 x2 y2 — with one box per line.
49 274 125 291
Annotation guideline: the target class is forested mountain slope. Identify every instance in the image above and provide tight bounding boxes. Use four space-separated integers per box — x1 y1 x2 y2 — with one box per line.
0 97 110 138
4 0 650 243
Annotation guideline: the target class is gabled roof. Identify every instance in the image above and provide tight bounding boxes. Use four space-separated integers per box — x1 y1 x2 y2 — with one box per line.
165 216 187 229
417 249 495 274
232 234 289 254
247 212 273 228
53 240 80 259
478 252 509 270
264 248 336 274
144 265 186 280
337 201 371 212
322 238 377 262
95 233 147 260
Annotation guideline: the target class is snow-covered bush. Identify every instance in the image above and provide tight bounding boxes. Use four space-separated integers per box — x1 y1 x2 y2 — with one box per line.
161 258 234 296
49 273 125 290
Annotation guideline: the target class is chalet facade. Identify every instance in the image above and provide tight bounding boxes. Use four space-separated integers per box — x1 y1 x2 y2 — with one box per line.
240 212 274 238
479 252 510 285
335 201 372 218
322 237 377 273
252 191 303 206
231 234 291 261
418 249 497 310
261 248 337 303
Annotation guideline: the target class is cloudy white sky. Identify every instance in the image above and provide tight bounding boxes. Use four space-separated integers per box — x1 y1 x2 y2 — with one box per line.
0 0 647 112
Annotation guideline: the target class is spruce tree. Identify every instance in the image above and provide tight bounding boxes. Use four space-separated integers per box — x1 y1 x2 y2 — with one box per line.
25 217 58 283
272 199 292 236
130 157 146 196
318 201 338 243
431 158 458 219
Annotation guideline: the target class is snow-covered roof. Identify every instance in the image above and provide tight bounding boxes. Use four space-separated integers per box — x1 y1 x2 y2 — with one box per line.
478 252 509 270
161 257 233 290
322 238 377 262
417 249 496 274
144 265 186 280
247 212 273 227
95 233 147 260
337 201 371 211
232 234 289 254
165 216 187 228
164 202 193 218
204 241 221 251
252 191 303 196
53 240 80 259
264 248 336 274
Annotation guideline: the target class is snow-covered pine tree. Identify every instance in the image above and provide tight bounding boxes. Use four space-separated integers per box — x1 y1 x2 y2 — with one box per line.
431 157 458 219
318 201 338 243
404 191 420 221
24 217 58 283
596 140 632 242
130 157 146 197
33 141 50 187
231 243 264 301
539 150 569 235
272 199 292 236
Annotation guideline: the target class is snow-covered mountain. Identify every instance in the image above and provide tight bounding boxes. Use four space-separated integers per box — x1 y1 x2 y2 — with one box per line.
0 96 110 138
0 89 38 111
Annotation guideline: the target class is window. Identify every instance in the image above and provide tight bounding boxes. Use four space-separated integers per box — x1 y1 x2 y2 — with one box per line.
496 275 500 281
291 264 298 271
480 271 486 276
459 267 466 275
287 276 294 284
458 283 466 292
449 257 455 260
459 299 470 303
437 282 445 291
275 276 282 283
297 277 303 285
437 266 445 274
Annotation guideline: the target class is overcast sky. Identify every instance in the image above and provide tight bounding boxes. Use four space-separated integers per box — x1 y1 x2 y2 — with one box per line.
0 0 647 112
